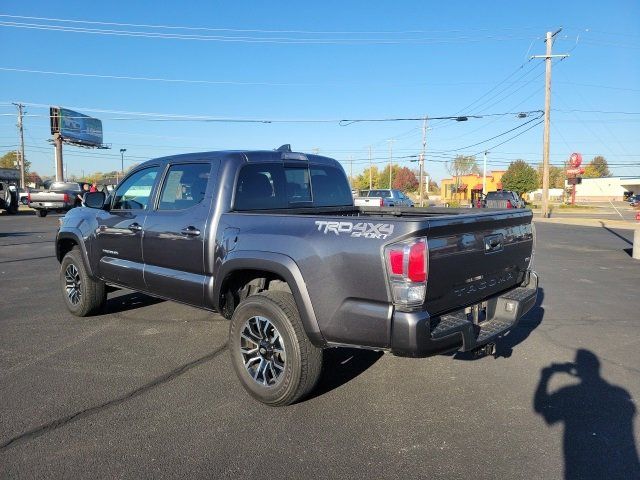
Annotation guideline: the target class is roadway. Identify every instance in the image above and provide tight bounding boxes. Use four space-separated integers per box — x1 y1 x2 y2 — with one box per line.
1 211 639 479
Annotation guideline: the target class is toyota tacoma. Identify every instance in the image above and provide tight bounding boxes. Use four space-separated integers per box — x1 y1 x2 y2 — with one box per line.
55 147 538 406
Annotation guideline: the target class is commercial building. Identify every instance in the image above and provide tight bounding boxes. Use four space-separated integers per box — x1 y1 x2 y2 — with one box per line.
565 177 640 202
441 171 505 203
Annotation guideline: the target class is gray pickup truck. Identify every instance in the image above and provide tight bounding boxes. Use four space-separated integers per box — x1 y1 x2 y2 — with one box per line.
56 148 538 406
29 181 82 217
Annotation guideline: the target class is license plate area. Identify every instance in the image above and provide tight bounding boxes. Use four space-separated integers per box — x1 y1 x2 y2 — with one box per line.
465 302 488 324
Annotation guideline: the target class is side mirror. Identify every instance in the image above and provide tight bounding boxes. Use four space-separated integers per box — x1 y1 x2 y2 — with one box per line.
84 191 107 209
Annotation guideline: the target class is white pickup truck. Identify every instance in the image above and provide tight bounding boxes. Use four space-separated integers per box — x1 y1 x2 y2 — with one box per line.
353 189 414 207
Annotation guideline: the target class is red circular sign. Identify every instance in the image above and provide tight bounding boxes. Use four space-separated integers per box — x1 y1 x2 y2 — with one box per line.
569 152 582 168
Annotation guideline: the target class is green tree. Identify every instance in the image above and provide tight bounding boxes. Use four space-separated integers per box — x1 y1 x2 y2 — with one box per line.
0 150 30 173
537 164 566 188
376 164 402 189
353 166 379 191
501 160 538 196
584 156 611 178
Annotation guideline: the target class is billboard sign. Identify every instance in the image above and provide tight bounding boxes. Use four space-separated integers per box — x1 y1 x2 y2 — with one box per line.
50 107 103 147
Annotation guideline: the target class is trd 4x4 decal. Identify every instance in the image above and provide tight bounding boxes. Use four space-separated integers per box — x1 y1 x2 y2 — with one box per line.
314 221 394 239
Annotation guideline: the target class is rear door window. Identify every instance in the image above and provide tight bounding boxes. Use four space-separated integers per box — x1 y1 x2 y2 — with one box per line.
157 163 210 210
234 163 352 210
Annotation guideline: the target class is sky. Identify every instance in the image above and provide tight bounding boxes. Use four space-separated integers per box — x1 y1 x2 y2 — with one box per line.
1 0 639 183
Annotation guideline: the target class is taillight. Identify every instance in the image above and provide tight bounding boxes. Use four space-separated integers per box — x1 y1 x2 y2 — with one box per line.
384 238 428 308
63 193 70 203
506 200 513 209
27 193 31 203
379 198 384 207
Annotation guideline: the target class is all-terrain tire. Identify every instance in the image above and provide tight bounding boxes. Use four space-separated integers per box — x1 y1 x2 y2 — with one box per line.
229 291 322 406
60 247 107 316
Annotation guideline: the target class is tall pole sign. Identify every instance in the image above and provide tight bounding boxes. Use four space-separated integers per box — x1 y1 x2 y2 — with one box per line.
566 152 584 205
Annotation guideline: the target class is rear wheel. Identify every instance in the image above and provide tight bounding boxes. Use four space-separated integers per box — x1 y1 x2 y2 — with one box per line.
229 291 322 406
36 209 47 217
60 247 106 316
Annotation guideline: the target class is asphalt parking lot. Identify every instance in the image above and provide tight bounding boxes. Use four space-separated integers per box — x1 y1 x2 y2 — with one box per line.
1 211 639 479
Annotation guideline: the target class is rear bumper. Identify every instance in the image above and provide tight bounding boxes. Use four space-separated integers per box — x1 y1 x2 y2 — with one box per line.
390 271 539 357
30 201 69 210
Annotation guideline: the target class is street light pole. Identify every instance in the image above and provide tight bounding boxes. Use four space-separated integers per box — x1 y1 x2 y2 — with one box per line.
120 148 127 174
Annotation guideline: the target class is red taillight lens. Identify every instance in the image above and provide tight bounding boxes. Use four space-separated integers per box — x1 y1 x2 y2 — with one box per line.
389 249 404 275
63 193 70 203
384 238 428 308
408 242 427 282
27 193 31 203
379 198 384 207
506 200 513 209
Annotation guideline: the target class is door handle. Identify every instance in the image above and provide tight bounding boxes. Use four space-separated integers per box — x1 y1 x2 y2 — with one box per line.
180 226 201 237
128 223 143 232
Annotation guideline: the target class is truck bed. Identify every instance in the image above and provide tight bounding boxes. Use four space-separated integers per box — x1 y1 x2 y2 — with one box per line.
225 205 534 320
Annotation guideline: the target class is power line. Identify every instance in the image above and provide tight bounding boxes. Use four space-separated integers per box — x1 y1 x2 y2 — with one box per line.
1 66 540 88
4 101 542 124
0 14 544 36
0 20 536 44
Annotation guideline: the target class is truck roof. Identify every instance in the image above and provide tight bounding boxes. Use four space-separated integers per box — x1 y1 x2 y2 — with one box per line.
132 150 343 170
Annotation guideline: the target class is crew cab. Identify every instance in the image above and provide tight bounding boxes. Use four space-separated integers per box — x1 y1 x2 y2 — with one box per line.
55 148 538 406
29 181 82 217
354 189 414 207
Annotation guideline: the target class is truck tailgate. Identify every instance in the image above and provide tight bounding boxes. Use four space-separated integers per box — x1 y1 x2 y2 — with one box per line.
425 210 534 315
354 197 382 207
30 192 67 202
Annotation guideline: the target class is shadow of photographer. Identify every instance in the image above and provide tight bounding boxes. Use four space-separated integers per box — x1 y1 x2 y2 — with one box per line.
534 349 640 479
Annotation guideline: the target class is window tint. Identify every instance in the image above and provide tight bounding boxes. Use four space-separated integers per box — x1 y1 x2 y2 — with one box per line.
234 163 352 210
235 164 286 210
112 167 159 210
309 166 353 207
285 168 312 203
158 163 210 210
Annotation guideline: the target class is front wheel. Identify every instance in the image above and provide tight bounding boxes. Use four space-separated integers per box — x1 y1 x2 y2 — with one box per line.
229 291 323 406
60 247 106 316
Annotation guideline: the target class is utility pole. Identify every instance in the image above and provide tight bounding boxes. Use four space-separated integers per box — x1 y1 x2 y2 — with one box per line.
532 28 568 218
349 155 353 187
368 146 373 190
419 117 427 207
13 103 26 188
53 133 64 182
482 151 488 195
387 139 395 189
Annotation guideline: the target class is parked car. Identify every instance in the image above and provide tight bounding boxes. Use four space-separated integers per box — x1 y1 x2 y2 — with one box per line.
482 190 525 209
354 189 414 207
56 149 537 406
28 181 82 217
627 194 640 207
0 182 19 214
